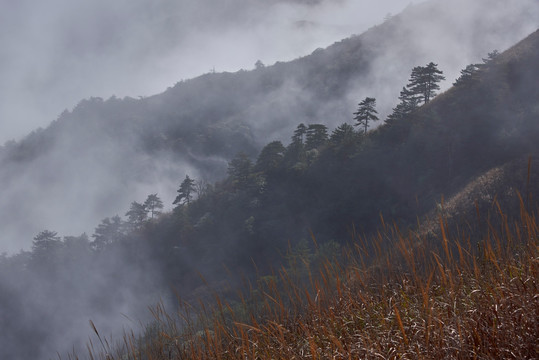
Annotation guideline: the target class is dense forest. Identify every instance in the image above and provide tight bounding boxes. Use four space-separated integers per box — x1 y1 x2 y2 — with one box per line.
0 23 538 358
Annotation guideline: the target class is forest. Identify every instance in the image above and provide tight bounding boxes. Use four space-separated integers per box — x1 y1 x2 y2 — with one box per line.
0 24 538 358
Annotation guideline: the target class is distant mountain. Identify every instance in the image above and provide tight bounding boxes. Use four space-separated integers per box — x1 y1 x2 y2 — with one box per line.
0 0 537 252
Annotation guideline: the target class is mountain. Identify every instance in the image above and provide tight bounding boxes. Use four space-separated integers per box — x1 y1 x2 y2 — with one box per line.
0 0 537 253
0 6 538 360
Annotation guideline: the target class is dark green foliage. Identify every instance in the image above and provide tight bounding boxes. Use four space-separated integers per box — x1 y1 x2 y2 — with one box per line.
453 64 480 86
481 49 500 64
328 123 360 157
305 124 329 150
386 87 419 124
406 62 445 104
174 175 197 206
353 97 379 134
92 215 125 251
227 152 254 189
255 141 286 173
144 194 164 219
291 123 307 145
125 201 147 227
329 123 356 146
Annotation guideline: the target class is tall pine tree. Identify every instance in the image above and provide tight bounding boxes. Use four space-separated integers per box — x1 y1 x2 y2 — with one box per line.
353 97 379 134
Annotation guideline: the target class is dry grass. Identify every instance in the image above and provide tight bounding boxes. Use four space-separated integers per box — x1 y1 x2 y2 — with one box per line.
81 195 538 360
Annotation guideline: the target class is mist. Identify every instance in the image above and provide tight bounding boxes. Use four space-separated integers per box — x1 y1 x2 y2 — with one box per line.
0 0 416 144
0 0 538 359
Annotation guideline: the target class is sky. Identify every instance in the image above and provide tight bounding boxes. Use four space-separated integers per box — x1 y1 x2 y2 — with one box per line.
0 0 420 144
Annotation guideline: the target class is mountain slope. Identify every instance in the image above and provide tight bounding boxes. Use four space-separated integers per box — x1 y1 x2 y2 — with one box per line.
0 21 538 360
0 0 537 253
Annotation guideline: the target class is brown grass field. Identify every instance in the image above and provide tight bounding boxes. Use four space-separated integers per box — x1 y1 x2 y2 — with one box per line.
80 193 538 360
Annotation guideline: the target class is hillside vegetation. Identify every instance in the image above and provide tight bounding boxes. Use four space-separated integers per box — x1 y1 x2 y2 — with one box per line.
0 0 536 251
78 29 539 359
0 26 537 359
88 195 538 359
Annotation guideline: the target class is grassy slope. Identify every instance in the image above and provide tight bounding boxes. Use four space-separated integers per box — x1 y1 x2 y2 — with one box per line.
86 196 538 359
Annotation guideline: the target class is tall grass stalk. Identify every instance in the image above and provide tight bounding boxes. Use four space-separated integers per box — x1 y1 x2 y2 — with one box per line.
81 196 538 359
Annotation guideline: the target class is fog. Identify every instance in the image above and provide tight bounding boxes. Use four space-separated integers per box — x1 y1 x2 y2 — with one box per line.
0 0 416 144
0 0 432 255
0 0 538 358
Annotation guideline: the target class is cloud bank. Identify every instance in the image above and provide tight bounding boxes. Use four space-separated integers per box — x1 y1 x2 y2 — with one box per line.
0 0 418 143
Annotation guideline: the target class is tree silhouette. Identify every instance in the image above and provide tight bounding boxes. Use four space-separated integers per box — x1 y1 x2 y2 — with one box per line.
30 230 62 270
256 141 286 173
453 64 480 86
174 175 197 206
353 97 379 134
407 62 445 104
386 87 420 123
291 123 307 145
144 194 164 219
125 201 147 227
305 124 329 150
92 215 124 250
227 153 253 189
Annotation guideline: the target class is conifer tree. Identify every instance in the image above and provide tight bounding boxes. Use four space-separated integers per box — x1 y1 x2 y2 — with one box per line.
174 175 197 206
92 216 124 250
30 230 62 271
255 141 286 172
144 194 164 219
353 97 379 134
453 64 480 86
330 123 356 145
305 124 329 150
227 153 254 188
31 230 62 260
481 50 499 64
386 87 420 123
407 62 445 104
125 201 147 226
291 123 307 145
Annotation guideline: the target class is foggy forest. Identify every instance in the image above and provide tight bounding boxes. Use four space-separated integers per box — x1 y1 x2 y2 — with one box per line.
0 0 538 358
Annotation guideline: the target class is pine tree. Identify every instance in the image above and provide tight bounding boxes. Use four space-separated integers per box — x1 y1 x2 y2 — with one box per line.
407 63 445 104
31 230 61 258
174 175 197 206
291 123 307 145
453 64 480 86
227 153 253 189
92 215 124 250
144 194 164 219
386 87 420 123
330 123 356 146
125 201 147 226
481 50 499 65
329 123 358 155
305 124 328 150
423 62 445 102
255 141 286 173
353 97 379 134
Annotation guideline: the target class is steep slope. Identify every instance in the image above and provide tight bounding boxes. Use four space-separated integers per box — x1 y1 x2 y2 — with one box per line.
150 28 539 284
0 22 537 360
0 0 537 252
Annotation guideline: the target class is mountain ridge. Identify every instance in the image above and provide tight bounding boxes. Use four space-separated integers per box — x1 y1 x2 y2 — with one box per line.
0 10 537 360
0 0 537 253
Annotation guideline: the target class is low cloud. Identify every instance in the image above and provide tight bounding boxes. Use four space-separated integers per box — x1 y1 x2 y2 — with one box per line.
0 0 418 143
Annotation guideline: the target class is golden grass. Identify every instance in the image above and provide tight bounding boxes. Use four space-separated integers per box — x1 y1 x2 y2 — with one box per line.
81 196 538 359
